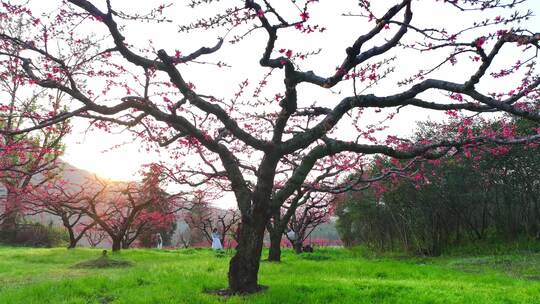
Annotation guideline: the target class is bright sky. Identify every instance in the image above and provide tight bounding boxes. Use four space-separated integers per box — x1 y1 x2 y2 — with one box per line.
44 0 540 206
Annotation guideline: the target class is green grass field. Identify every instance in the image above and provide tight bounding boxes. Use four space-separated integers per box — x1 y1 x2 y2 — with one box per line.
0 246 539 303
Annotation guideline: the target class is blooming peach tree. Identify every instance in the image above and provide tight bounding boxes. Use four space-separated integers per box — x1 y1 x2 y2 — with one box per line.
0 15 68 233
0 0 539 293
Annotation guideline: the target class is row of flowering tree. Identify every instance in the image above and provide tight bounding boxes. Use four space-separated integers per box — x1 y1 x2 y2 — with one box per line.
22 164 181 251
1 0 539 294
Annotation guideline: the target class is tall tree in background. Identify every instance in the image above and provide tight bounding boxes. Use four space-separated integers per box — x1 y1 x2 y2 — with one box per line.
1 0 539 293
266 190 306 261
131 167 179 248
286 192 332 254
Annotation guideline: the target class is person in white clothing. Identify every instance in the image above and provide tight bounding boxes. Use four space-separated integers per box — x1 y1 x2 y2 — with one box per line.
286 229 297 242
156 233 163 249
211 228 223 250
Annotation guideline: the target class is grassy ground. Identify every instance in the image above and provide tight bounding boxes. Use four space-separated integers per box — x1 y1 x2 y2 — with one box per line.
0 246 539 303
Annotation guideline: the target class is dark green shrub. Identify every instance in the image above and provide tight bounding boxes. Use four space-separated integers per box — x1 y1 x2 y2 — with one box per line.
0 222 68 247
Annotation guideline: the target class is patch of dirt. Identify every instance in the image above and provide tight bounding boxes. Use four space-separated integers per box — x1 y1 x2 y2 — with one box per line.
73 250 133 269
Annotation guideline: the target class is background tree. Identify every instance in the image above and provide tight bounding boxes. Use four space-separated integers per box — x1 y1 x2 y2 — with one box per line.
0 15 69 239
0 33 68 240
1 0 539 293
38 165 181 251
286 192 332 253
335 117 540 255
84 224 107 248
266 190 304 262
266 161 349 261
82 166 179 251
186 200 241 248
24 179 96 249
127 169 179 248
267 161 405 261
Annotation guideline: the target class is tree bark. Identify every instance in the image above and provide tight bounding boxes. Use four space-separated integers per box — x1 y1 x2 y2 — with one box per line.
228 214 267 293
0 189 19 240
67 229 77 249
0 214 17 240
267 229 282 262
293 240 303 254
227 154 278 293
112 238 122 252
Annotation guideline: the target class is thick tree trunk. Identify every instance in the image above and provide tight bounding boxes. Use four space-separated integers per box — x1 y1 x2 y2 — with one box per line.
67 232 77 249
112 238 122 252
228 215 267 293
267 229 282 262
0 190 19 240
293 241 303 254
0 216 17 243
66 224 77 249
0 214 17 232
227 154 279 293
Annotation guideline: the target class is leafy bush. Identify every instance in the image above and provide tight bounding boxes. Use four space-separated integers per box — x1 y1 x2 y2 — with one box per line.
0 222 68 247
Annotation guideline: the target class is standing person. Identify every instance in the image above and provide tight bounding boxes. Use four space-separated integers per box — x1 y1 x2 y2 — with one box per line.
156 233 163 249
287 229 302 252
211 228 223 250
286 229 296 243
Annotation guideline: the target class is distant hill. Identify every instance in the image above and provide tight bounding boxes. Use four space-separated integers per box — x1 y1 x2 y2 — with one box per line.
0 160 95 204
59 161 102 185
0 159 120 197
